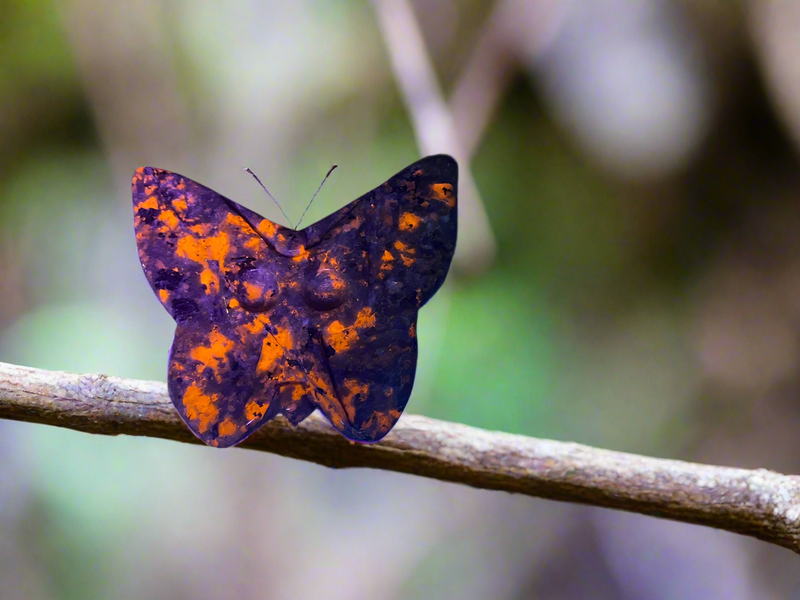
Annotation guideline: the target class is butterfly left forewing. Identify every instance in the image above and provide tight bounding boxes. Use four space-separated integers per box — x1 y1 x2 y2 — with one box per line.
133 167 309 447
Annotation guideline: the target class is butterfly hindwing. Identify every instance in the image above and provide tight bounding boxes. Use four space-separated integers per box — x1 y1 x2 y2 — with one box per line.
133 155 457 446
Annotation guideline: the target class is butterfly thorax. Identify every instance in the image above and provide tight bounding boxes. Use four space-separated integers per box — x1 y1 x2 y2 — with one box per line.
270 227 307 258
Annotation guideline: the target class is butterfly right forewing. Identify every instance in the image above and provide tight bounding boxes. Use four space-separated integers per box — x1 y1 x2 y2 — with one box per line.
299 155 458 442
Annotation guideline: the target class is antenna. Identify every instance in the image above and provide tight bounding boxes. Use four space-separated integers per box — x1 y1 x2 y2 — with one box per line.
295 164 338 229
244 167 294 227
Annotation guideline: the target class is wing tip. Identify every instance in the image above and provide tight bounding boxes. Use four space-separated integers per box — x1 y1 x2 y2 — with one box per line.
132 166 172 187
415 154 458 182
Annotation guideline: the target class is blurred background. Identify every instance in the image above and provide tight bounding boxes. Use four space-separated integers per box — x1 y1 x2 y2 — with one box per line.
1 0 800 597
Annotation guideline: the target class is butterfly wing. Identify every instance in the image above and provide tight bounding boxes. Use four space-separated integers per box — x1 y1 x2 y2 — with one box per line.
132 167 314 447
134 156 457 446
301 154 458 442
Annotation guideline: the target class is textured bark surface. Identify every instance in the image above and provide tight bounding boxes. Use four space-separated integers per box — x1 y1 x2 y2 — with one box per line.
2 360 800 553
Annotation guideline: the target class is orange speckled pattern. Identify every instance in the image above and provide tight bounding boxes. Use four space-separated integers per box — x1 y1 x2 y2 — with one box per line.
132 155 457 446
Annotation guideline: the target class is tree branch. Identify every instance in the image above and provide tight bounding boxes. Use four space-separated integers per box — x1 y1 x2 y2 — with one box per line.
1 360 800 553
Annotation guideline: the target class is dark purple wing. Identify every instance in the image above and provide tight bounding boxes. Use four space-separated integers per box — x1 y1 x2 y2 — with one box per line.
133 156 457 447
300 154 458 441
132 167 314 447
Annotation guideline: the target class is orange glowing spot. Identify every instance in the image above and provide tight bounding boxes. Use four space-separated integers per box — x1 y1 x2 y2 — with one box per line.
144 185 158 195
177 182 186 190
228 298 241 309
172 199 188 212
218 418 238 437
272 327 293 350
245 400 269 421
413 169 423 176
241 313 271 335
256 327 292 372
355 307 376 329
258 219 277 238
327 320 358 352
176 230 231 271
306 370 339 421
394 240 412 252
176 235 207 264
274 327 292 349
158 289 169 303
431 183 455 207
363 407 402 433
205 230 232 269
225 213 249 229
182 384 219 434
341 379 369 422
244 236 262 251
360 413 377 431
400 255 415 267
200 268 219 294
189 223 212 236
290 385 306 401
292 246 310 262
257 338 283 372
399 212 421 231
190 330 234 376
409 323 416 338
382 250 394 262
242 281 262 303
137 196 159 211
328 271 346 290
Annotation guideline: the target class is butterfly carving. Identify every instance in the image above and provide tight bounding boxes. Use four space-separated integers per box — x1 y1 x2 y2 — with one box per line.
132 155 457 447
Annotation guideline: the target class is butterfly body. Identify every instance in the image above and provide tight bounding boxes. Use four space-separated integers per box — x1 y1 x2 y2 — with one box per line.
132 155 457 447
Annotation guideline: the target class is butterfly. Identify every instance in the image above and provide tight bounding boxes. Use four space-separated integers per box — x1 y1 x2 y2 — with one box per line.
132 155 458 447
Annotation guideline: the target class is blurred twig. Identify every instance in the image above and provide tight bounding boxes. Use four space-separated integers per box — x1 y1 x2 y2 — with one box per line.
3 361 800 554
371 0 497 274
59 0 195 184
449 0 563 158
